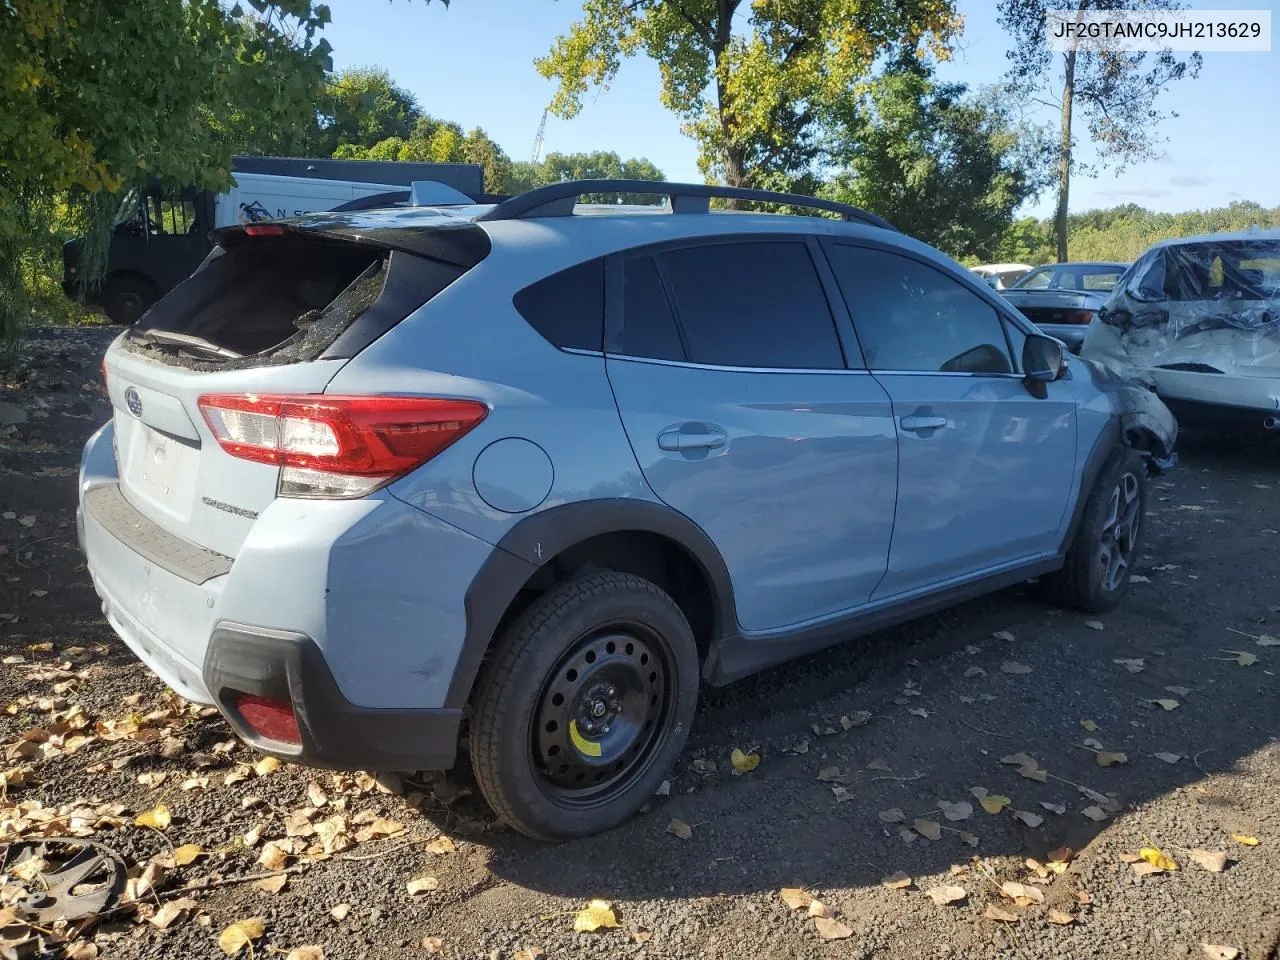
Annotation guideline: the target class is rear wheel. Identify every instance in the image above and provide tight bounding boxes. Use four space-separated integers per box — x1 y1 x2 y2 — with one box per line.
99 275 158 325
1041 446 1146 613
468 572 698 841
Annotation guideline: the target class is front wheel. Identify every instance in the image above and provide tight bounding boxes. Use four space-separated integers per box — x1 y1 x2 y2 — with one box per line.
468 572 699 841
1041 446 1146 613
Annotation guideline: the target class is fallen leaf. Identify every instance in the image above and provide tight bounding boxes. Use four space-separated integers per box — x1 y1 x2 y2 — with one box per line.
1230 834 1259 846
963 666 987 678
913 818 942 841
1113 658 1145 673
330 903 351 922
1096 752 1128 767
253 756 281 776
907 707 929 718
218 918 265 956
1012 810 1044 828
421 936 444 954
881 872 912 889
181 777 210 792
898 826 917 844
938 800 973 822
1256 635 1280 647
1149 698 1180 711
1153 752 1182 764
1202 947 1240 960
573 899 619 933
817 765 851 783
1000 881 1045 904
1131 861 1165 876
984 903 1019 923
844 710 874 727
1083 737 1104 751
878 807 905 824
513 949 546 960
1048 846 1075 864
150 897 199 930
666 818 692 840
866 757 891 771
306 780 328 807
254 874 289 894
1048 909 1075 925
425 835 456 855
1165 685 1192 696
1040 802 1066 815
1140 846 1178 871
806 898 831 919
730 747 759 773
258 842 288 871
173 843 203 865
1189 849 1228 873
1081 806 1107 821
1080 719 1098 731
1076 891 1093 905
1085 620 1104 630
243 824 265 847
813 917 852 940
780 888 812 911
831 785 854 803
1001 661 1032 675
978 793 1011 815
1219 650 1258 667
1129 574 1150 583
407 875 440 896
135 803 172 830
64 946 98 960
925 885 967 905
285 949 325 960
958 831 979 847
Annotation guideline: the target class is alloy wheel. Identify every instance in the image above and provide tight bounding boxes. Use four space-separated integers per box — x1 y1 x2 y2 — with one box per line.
1098 470 1141 592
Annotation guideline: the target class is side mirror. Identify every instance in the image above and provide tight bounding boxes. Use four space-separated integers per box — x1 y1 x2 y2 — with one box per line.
1022 334 1064 385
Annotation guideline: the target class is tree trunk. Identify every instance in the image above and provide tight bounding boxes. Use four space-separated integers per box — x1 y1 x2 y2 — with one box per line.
1054 48 1076 263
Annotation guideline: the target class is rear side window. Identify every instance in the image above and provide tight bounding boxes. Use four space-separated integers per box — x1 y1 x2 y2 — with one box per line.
618 256 686 361
826 245 1013 375
657 241 844 369
513 259 604 350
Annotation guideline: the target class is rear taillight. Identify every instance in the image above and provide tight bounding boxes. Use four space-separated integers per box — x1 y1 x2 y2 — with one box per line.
197 394 488 499
1062 309 1095 325
234 694 300 745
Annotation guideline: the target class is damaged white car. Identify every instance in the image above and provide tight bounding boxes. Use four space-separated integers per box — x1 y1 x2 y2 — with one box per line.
1081 229 1280 430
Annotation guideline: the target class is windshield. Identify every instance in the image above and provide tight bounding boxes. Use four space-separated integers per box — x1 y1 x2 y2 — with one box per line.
1129 239 1280 302
1013 264 1124 292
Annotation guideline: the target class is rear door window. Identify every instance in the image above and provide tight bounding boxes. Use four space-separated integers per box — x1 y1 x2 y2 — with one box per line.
825 244 1014 374
513 259 604 351
656 241 844 369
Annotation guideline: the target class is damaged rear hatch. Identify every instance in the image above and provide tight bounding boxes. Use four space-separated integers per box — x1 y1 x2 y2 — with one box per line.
105 207 491 558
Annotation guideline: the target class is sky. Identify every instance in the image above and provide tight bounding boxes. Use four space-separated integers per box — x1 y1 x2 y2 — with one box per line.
319 0 1280 219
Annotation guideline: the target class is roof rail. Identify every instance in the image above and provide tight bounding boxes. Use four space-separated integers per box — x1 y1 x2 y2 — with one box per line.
474 179 896 230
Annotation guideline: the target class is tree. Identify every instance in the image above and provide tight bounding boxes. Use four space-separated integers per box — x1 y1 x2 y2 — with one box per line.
536 151 665 202
535 0 959 192
310 68 422 156
997 0 1201 261
823 70 1052 260
332 115 515 193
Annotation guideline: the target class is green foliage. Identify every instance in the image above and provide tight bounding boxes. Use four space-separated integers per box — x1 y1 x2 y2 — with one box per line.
823 70 1052 261
310 68 422 156
535 0 960 189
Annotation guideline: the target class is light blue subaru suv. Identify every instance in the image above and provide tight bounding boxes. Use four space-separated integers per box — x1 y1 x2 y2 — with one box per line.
78 180 1177 840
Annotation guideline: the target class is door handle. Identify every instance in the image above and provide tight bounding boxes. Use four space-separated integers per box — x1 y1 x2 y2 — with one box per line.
658 427 727 451
900 414 947 433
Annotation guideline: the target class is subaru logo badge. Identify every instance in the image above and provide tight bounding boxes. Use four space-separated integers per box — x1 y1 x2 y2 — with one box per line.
125 387 143 417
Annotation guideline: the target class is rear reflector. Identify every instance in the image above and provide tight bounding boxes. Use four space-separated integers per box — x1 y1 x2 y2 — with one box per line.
197 394 487 499
235 694 301 744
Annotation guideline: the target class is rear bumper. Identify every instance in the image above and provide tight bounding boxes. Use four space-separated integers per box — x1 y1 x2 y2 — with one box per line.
1149 368 1280 414
204 624 461 771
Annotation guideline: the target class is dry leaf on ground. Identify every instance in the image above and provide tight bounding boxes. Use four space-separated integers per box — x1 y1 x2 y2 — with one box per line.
421 936 444 954
666 819 692 840
173 843 203 865
879 808 906 823
285 949 325 960
1001 661 1032 675
806 899 831 919
1040 802 1066 815
1048 909 1075 925
425 836 456 855
1140 846 1178 871
1202 947 1240 960
253 874 289 895
330 904 351 922
1148 698 1180 711
218 918 265 956
1153 752 1182 764
149 897 199 931
1081 806 1107 821
1080 719 1098 731
866 757 891 771
882 872 913 889
1230 834 1259 846
134 803 172 830
993 630 1016 641
924 885 966 905
730 747 760 773
958 831 979 847
253 757 281 776
907 707 929 718
1189 850 1228 873
1218 650 1258 667
818 766 851 783
813 917 852 940
513 949 546 960
964 666 986 678
1012 810 1043 828
831 785 854 803
1114 658 1145 673
1000 881 1045 905
258 842 288 871
1096 751 1128 767
938 800 973 822
984 904 1019 923
780 888 812 911
913 818 942 841
1085 620 1104 631
1047 846 1075 866
407 876 440 896
573 900 619 933
974 791 1010 815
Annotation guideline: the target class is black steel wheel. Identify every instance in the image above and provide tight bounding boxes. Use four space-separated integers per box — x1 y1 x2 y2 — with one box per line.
469 572 699 841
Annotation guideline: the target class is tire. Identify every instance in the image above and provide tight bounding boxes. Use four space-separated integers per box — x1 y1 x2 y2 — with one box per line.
1041 446 1146 613
99 275 158 325
468 572 699 841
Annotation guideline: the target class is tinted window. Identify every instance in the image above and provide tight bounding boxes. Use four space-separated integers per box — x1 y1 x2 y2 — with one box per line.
1015 267 1052 290
618 256 686 361
658 241 844 369
513 259 603 350
826 245 1013 374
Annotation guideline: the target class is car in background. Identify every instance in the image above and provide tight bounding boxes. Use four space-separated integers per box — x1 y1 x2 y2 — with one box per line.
971 263 1033 291
1081 230 1280 430
1000 261 1128 352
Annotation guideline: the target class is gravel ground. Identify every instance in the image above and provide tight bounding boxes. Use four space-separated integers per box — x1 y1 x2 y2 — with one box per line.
2 325 1278 960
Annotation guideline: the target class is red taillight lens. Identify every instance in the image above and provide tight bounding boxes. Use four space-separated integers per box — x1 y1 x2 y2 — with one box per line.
243 224 286 236
235 694 300 745
1062 309 1095 325
197 394 488 498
